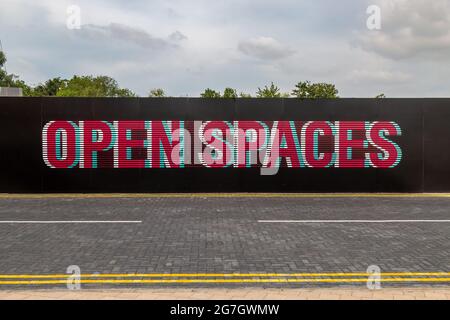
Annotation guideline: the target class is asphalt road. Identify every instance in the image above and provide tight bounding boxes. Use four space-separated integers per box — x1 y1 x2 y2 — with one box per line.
0 195 449 288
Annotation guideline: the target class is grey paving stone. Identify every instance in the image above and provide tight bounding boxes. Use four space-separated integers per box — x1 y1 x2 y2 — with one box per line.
0 197 448 288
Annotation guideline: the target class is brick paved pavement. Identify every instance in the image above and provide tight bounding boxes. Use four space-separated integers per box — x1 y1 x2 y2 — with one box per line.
0 195 448 289
0 288 449 300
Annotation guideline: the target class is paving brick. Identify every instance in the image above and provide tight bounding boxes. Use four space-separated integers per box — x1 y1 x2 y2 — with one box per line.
8 288 440 300
0 197 449 290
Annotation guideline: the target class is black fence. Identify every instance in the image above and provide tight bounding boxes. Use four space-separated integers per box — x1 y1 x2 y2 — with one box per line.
0 97 449 192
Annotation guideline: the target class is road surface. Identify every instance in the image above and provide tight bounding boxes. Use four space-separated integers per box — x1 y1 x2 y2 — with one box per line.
0 194 449 288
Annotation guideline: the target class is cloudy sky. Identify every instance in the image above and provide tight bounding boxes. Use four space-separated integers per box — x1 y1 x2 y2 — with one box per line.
1 0 449 97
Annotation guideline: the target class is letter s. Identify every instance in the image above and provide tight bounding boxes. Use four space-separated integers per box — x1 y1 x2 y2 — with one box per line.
367 121 402 168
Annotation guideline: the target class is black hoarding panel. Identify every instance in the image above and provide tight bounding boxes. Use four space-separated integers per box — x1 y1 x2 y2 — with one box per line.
0 97 448 192
375 99 423 192
423 99 450 192
0 97 43 192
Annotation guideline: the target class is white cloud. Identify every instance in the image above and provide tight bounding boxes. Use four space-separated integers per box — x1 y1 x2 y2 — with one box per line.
238 37 295 60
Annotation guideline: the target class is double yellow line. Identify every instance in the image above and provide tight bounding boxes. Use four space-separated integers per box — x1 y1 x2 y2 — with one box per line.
0 272 450 285
1 193 450 199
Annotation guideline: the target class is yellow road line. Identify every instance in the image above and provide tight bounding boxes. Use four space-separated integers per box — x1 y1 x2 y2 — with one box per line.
1 193 450 199
1 278 450 285
0 272 449 279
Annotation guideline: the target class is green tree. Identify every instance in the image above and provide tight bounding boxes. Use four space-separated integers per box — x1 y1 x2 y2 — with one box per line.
0 51 18 87
0 51 6 67
0 51 32 95
200 88 221 98
292 81 339 99
239 92 252 98
256 82 281 98
13 80 32 96
56 75 135 97
222 87 238 98
149 88 166 97
30 77 66 96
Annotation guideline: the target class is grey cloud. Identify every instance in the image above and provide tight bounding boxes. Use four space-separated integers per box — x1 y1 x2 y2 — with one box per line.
348 69 412 84
78 23 177 50
238 36 295 60
169 31 188 42
357 0 450 59
2 0 450 97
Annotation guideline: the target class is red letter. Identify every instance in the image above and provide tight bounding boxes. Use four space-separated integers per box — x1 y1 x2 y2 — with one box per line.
264 121 301 169
368 121 402 168
338 121 366 168
81 121 113 168
277 121 301 168
151 121 181 168
201 121 233 168
117 121 146 168
303 121 335 168
42 121 78 168
236 121 267 168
